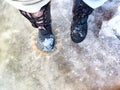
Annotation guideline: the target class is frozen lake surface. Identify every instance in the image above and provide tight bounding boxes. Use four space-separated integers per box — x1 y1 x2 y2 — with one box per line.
0 0 120 90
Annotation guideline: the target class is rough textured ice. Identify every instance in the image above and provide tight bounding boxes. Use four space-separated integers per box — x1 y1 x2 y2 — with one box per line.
0 0 120 90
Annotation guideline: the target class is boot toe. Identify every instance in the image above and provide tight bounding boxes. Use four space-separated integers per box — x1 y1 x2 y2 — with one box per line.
71 32 86 43
37 34 55 52
71 24 87 43
42 35 55 51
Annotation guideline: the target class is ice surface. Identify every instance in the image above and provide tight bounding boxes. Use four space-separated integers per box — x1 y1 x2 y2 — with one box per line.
0 0 120 90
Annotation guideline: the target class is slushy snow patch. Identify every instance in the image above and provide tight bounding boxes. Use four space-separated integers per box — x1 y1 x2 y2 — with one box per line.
99 6 120 39
43 35 54 51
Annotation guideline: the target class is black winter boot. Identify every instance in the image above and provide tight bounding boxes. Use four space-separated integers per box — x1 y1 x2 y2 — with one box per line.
20 2 55 52
71 0 93 43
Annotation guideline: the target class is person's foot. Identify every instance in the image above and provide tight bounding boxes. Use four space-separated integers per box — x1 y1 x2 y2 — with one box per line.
37 29 55 52
20 2 55 52
71 0 93 43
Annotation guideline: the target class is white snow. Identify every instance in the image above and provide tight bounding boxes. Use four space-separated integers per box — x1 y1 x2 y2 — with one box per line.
99 3 120 40
42 35 54 51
